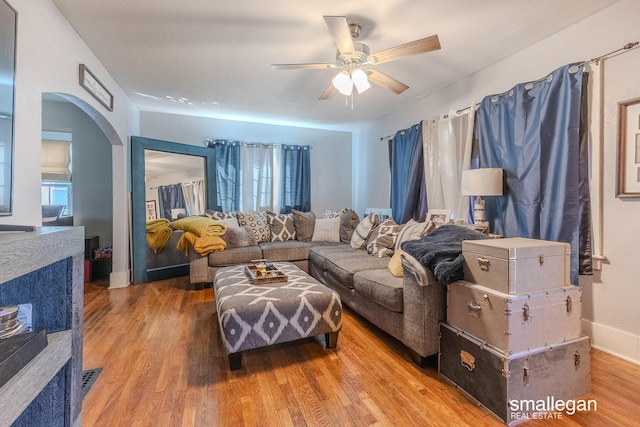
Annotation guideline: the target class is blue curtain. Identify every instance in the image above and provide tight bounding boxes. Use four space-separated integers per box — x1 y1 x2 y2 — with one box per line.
157 184 185 220
390 124 427 223
473 63 591 284
207 139 241 212
280 144 311 214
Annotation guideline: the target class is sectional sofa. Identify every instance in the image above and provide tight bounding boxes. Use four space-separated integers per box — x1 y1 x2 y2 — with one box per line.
187 210 448 365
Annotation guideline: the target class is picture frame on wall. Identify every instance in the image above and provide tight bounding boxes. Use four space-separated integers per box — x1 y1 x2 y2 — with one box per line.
146 200 157 221
426 209 452 226
617 97 640 198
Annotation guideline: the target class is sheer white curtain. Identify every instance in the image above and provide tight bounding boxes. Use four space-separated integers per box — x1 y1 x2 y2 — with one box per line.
181 180 206 216
240 144 273 212
422 104 475 221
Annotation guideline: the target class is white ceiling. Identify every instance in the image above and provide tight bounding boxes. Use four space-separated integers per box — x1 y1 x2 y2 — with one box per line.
52 0 618 131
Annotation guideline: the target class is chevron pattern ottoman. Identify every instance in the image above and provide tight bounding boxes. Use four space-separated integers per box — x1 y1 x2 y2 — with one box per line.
213 262 343 370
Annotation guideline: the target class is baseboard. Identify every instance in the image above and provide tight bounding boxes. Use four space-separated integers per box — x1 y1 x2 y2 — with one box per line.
108 269 130 289
581 319 640 366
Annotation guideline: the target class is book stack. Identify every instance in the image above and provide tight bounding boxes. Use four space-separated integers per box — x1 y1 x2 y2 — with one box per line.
0 306 28 339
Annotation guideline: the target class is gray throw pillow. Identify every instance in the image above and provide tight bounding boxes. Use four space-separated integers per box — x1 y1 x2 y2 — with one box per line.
236 212 270 243
339 210 360 244
221 226 258 249
267 211 296 242
292 209 315 242
367 218 403 257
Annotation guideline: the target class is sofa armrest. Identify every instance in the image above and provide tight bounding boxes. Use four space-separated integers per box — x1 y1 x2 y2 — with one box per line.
400 251 437 287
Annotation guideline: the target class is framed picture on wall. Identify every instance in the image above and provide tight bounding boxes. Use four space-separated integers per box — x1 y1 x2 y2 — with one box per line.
426 209 452 227
617 97 640 197
146 200 157 221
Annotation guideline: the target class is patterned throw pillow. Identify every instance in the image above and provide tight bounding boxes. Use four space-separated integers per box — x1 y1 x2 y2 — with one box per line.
350 213 379 249
292 210 316 242
367 218 403 257
205 210 237 220
322 208 349 219
267 212 296 242
236 212 270 243
340 210 360 243
311 217 341 242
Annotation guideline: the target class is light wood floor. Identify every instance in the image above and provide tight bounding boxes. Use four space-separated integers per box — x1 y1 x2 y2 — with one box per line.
82 276 640 426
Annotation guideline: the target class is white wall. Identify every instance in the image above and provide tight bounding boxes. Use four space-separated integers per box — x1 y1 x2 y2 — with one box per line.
355 0 640 363
139 111 353 213
1 0 138 288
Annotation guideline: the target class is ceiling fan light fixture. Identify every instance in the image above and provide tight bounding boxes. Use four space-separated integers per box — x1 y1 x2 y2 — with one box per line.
332 71 353 96
352 68 371 94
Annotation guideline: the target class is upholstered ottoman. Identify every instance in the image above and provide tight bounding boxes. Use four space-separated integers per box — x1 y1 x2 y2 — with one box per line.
213 262 343 370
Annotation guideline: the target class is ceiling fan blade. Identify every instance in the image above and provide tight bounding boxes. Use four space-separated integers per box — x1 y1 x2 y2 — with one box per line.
368 34 441 65
271 63 337 70
366 69 409 95
323 16 355 57
319 83 338 100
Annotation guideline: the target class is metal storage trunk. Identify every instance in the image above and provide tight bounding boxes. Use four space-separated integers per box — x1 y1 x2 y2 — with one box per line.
447 281 581 355
439 323 591 425
462 237 570 294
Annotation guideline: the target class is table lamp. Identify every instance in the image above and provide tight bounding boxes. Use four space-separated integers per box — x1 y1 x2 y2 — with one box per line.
461 168 504 224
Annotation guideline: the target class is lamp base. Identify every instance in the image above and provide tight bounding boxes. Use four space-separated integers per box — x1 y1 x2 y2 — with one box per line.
473 196 485 224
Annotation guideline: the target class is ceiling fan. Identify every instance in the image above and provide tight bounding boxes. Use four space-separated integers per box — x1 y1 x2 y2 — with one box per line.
271 16 441 100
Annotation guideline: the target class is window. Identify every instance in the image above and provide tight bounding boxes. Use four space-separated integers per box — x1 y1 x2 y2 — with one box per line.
41 181 72 216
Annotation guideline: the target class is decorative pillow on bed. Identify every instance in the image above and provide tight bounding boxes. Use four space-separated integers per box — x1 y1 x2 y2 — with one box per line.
350 212 379 249
221 226 258 249
267 211 296 242
292 209 316 242
322 208 349 219
394 219 435 251
340 210 360 244
366 218 403 257
236 212 270 243
311 217 341 242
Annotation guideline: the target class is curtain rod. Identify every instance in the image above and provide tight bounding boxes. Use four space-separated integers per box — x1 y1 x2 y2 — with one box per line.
204 139 312 149
379 41 639 141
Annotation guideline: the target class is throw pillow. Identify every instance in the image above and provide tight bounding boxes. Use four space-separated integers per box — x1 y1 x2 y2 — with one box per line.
236 212 270 243
292 209 316 242
267 211 296 242
311 217 341 242
395 219 435 251
339 210 360 244
388 248 404 277
367 218 403 257
204 210 236 220
217 217 240 229
322 208 349 219
350 212 379 249
221 226 258 249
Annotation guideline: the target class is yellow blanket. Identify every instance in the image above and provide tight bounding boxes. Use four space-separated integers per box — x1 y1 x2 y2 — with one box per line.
146 225 172 253
177 231 226 256
146 218 170 232
173 216 226 237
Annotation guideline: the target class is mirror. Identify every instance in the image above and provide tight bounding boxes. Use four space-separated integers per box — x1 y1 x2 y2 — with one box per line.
0 0 16 216
131 136 217 284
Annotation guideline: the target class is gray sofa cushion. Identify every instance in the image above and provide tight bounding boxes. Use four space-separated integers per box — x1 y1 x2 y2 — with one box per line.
309 245 357 271
259 240 313 261
353 269 404 313
325 251 389 289
208 245 262 267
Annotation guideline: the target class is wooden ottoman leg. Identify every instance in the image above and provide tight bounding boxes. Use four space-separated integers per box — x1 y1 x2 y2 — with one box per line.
325 332 339 349
229 352 242 371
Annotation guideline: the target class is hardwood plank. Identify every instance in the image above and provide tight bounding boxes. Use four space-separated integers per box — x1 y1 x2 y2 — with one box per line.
82 277 640 427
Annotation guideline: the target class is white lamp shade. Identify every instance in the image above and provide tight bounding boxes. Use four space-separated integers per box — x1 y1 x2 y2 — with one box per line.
332 71 353 96
351 69 371 94
461 168 504 196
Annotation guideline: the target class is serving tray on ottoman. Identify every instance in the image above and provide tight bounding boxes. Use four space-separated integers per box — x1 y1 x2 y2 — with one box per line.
244 264 288 284
214 262 342 370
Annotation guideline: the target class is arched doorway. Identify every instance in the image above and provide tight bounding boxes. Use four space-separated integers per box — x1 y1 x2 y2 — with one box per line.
42 92 128 288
